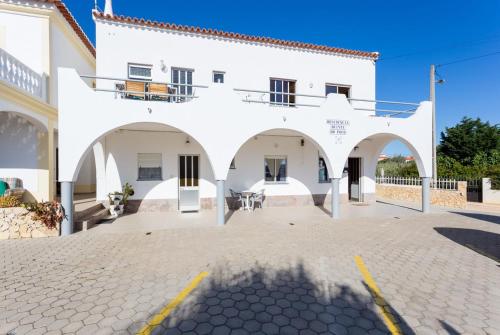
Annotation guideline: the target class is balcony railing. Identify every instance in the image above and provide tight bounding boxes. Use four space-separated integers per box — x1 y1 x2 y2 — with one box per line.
80 75 207 103
0 48 45 100
234 88 420 118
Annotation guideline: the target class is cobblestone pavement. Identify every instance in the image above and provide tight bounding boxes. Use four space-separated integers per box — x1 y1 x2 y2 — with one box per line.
0 207 499 335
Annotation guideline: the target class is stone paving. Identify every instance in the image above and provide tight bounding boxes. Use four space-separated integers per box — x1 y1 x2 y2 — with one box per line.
0 205 499 335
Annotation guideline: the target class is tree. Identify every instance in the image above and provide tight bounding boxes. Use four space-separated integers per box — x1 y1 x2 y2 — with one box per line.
438 117 500 165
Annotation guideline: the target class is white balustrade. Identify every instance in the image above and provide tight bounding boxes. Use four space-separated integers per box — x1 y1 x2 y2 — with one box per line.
0 48 44 100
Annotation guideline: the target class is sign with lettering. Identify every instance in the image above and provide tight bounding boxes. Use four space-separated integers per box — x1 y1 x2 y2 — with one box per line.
326 119 350 144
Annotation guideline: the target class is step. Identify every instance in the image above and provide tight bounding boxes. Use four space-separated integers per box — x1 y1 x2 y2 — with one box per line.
74 202 105 222
75 208 110 231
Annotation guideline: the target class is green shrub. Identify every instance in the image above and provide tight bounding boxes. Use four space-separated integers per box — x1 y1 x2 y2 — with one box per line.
488 165 500 190
0 196 21 208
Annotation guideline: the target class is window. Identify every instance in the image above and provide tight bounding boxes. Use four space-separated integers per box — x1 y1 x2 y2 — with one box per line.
128 64 152 80
270 78 296 106
172 68 193 101
325 84 350 98
318 157 329 183
229 158 236 169
213 71 225 83
265 156 287 183
138 153 162 181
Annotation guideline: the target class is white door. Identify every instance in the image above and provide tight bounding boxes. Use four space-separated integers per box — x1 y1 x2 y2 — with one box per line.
179 155 200 211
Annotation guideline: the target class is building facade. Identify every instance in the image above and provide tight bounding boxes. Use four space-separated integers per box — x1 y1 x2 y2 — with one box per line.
0 0 96 202
57 0 433 234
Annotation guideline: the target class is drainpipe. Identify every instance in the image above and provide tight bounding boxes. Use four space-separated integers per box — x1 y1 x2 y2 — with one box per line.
60 181 74 236
216 180 225 226
331 178 340 219
422 177 431 213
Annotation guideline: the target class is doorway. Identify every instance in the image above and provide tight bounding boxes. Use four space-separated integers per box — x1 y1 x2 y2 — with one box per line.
348 157 362 202
178 155 200 211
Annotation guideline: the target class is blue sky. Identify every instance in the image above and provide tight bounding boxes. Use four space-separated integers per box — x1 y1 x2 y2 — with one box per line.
66 0 500 155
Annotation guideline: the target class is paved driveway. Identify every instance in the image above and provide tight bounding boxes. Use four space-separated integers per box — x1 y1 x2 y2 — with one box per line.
0 206 499 335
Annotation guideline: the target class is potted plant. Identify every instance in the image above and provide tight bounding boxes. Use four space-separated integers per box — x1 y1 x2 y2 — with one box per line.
108 191 124 217
107 183 134 217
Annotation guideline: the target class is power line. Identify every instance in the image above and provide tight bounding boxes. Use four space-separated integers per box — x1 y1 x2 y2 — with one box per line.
378 34 500 62
437 50 500 67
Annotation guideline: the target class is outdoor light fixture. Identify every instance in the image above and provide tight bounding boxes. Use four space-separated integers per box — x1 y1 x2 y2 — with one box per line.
160 60 167 73
354 146 359 151
185 137 190 144
300 139 305 147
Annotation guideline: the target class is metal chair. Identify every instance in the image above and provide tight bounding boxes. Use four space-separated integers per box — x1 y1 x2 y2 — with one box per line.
229 189 246 210
250 189 264 210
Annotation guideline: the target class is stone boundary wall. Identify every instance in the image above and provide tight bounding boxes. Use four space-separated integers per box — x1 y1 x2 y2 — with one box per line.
376 181 467 209
0 208 59 239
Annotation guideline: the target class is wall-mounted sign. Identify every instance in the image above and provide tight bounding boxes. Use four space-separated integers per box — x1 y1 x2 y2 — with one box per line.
326 119 350 144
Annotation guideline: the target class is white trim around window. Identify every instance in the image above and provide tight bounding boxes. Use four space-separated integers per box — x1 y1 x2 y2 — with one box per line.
137 153 162 181
325 83 351 98
264 155 288 183
128 63 153 80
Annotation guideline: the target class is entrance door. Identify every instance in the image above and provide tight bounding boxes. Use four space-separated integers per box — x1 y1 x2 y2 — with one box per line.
178 155 200 211
348 157 362 202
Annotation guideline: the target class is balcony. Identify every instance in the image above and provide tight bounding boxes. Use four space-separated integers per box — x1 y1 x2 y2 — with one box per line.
81 75 207 104
0 48 46 101
81 74 422 119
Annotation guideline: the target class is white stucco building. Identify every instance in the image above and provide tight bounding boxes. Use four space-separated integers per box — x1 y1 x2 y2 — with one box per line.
0 0 96 202
57 0 433 234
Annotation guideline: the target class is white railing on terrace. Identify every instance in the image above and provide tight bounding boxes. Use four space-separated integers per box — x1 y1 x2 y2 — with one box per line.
0 48 45 100
80 75 208 103
376 176 459 190
233 88 420 118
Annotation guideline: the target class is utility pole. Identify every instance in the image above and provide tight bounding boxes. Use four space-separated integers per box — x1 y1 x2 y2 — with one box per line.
430 65 437 181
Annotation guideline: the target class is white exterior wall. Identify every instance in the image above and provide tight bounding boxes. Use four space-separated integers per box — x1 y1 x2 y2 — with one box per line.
95 21 375 108
0 113 48 201
104 130 216 201
49 21 94 107
0 10 45 75
0 1 96 199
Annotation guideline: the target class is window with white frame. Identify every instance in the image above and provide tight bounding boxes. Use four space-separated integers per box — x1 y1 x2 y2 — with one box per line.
213 71 225 84
171 67 193 100
325 84 350 98
318 156 329 183
270 78 296 106
265 156 287 183
138 153 162 181
128 63 152 80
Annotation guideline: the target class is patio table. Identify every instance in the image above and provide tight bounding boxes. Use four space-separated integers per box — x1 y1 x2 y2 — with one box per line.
241 190 255 211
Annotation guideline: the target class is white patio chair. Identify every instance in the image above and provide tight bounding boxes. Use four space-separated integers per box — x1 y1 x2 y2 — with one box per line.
250 189 264 210
229 188 246 210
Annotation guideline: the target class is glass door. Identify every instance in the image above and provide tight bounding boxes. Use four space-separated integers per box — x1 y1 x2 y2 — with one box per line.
178 155 200 211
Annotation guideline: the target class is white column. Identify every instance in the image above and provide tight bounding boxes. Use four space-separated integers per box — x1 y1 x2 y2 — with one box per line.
60 181 74 236
216 180 225 226
93 141 106 200
422 177 431 213
331 178 340 219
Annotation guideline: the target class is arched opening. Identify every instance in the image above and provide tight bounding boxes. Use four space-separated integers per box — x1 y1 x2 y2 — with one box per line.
225 129 334 212
342 133 427 204
0 111 54 202
70 122 217 216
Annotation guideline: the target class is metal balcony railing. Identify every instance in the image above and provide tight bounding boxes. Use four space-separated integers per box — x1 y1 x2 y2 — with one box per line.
0 48 45 100
80 75 208 103
234 88 420 118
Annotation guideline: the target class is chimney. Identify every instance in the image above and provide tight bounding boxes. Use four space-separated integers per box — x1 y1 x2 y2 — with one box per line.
104 0 113 15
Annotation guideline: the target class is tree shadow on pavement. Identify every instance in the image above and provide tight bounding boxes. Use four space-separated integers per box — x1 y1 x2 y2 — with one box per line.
434 227 500 262
449 211 500 225
144 263 415 334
